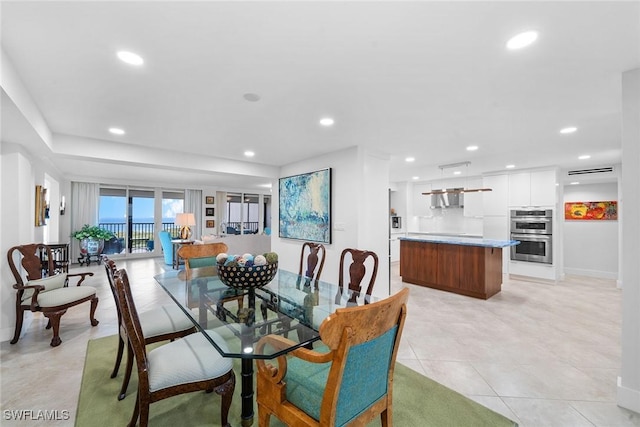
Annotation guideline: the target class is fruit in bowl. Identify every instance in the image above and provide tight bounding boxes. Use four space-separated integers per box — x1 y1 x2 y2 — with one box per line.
216 252 278 289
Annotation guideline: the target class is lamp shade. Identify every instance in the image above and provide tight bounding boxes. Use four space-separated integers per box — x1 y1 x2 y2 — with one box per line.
175 213 195 226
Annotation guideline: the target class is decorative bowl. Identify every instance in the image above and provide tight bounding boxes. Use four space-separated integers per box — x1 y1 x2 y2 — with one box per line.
217 262 278 289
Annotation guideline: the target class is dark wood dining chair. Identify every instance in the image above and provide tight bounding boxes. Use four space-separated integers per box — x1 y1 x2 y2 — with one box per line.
256 287 409 427
311 248 379 330
297 242 326 288
103 257 196 400
260 242 326 333
113 268 236 427
7 243 98 347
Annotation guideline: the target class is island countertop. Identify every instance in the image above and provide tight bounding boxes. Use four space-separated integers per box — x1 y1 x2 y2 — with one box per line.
399 235 519 248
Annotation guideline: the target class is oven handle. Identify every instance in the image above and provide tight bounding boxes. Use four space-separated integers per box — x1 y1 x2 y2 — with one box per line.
510 217 551 223
511 233 552 241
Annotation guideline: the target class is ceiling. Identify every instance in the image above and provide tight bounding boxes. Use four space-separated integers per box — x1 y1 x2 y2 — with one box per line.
1 1 639 189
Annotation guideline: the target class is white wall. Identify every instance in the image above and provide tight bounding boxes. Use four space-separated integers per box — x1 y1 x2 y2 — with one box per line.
1 145 36 341
272 146 391 299
563 183 619 279
618 67 640 413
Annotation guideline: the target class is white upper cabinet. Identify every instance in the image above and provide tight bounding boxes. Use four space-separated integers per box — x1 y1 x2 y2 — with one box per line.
412 182 432 217
530 170 557 206
483 174 509 216
463 177 484 217
508 170 556 207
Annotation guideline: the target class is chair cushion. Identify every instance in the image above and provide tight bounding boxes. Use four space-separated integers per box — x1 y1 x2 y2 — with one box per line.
139 304 194 338
285 326 398 426
32 286 97 307
187 256 217 268
22 274 68 301
147 330 233 392
285 355 331 422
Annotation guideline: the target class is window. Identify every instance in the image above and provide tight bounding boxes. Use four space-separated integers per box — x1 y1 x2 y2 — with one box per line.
225 192 260 234
99 187 184 254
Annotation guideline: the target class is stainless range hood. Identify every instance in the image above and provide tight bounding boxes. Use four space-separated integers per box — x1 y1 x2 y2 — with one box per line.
430 188 464 209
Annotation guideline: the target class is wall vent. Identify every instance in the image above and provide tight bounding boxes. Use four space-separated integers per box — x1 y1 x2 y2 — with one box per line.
567 167 614 176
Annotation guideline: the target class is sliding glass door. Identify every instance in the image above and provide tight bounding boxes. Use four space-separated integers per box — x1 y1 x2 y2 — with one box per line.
99 187 184 255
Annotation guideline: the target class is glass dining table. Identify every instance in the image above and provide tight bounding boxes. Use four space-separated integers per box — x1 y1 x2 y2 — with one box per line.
154 266 372 427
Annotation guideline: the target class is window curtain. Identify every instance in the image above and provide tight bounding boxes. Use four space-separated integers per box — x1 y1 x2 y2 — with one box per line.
70 182 100 263
184 189 202 240
216 191 227 235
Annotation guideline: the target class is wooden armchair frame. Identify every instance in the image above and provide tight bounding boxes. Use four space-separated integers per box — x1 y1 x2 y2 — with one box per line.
256 287 409 427
7 243 98 347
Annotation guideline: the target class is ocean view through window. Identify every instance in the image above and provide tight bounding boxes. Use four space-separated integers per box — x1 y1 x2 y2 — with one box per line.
98 187 184 254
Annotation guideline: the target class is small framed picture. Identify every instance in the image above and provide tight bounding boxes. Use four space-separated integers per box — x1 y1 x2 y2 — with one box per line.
206 220 215 228
205 208 215 216
205 196 214 204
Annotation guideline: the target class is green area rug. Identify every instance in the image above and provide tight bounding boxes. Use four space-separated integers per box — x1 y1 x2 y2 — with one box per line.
76 335 517 426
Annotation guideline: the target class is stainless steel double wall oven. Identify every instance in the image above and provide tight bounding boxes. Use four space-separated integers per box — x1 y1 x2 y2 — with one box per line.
510 209 553 264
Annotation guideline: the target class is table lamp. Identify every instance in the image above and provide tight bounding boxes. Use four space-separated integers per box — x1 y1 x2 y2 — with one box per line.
175 213 195 240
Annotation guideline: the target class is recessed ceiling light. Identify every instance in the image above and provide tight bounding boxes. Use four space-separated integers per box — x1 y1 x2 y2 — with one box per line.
570 181 580 185
560 126 577 134
505 164 515 169
412 176 420 180
243 93 261 102
578 154 591 160
506 31 538 50
117 51 144 66
466 145 478 151
319 117 334 127
244 150 255 157
405 157 415 162
109 127 125 135
453 171 462 175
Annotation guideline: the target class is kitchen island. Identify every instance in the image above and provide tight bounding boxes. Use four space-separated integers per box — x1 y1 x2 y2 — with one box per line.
399 235 519 299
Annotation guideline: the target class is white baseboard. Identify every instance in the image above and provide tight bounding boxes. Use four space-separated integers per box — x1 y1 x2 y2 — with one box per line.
564 267 618 280
0 313 33 344
617 376 640 413
0 326 14 343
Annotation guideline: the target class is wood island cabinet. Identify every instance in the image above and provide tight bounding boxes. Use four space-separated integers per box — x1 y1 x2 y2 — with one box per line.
400 239 505 299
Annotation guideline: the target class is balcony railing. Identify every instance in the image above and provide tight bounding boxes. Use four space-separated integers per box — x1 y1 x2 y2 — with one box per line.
99 222 180 253
223 221 259 234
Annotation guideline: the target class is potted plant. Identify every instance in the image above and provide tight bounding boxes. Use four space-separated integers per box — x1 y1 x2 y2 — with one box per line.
72 224 115 257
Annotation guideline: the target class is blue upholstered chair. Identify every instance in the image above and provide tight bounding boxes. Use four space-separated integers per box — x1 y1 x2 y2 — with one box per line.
158 231 173 265
256 287 409 427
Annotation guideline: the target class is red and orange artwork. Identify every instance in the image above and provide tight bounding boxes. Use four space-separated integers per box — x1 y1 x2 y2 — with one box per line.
564 201 617 220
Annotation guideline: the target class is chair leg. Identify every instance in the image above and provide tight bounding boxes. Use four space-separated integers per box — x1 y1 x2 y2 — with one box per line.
128 393 141 427
119 342 134 400
43 310 66 347
213 372 236 427
257 404 272 427
381 408 392 427
111 335 125 378
89 296 99 326
138 395 150 427
10 305 26 344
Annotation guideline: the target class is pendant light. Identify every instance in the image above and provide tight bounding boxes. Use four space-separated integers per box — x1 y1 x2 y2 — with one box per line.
421 162 492 195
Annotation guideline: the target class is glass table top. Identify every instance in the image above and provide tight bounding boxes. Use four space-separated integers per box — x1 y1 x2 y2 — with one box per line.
154 267 375 359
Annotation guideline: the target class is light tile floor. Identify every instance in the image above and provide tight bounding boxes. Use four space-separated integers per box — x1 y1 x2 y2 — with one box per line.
1 257 638 426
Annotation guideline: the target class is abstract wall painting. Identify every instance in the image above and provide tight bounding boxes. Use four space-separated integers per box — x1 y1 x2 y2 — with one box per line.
564 201 618 220
279 168 331 243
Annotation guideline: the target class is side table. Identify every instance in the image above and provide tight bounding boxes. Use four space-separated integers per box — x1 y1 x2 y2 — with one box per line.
171 239 194 269
40 243 70 275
